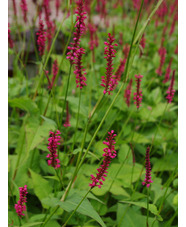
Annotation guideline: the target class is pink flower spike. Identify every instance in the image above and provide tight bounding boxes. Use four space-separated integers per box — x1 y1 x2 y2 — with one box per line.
12 0 17 17
166 70 176 103
89 130 117 189
156 47 166 76
8 24 14 49
37 19 46 56
163 58 173 83
124 78 133 107
101 33 118 95
74 48 87 89
20 0 28 23
142 146 153 188
46 130 61 169
67 0 87 64
15 185 28 218
133 75 143 109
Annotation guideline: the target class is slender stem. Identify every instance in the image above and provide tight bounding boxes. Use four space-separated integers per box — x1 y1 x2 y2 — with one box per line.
71 89 82 153
146 187 150 227
41 206 60 227
60 65 72 128
62 188 91 227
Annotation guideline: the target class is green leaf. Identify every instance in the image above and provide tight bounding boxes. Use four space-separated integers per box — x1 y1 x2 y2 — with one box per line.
152 153 178 172
21 222 43 227
9 97 39 114
119 201 160 216
42 194 106 227
117 203 159 227
29 169 53 208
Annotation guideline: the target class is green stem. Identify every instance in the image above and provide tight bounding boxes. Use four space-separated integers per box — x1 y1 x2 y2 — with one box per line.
41 206 60 227
62 189 91 227
146 187 150 227
71 89 82 153
60 65 72 128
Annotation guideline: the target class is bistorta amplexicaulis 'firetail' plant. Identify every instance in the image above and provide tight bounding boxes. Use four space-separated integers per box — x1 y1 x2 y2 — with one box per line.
166 69 176 103
89 130 117 188
37 18 46 56
46 130 61 169
101 33 118 95
20 0 28 23
133 75 143 109
15 185 28 218
67 0 87 64
142 146 153 188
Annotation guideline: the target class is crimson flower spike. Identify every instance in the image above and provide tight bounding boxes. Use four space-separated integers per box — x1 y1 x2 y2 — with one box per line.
156 46 166 76
101 33 118 95
142 146 153 188
74 48 87 89
133 75 143 109
67 0 87 64
89 130 117 188
15 185 28 218
46 130 61 169
12 0 17 17
8 24 14 49
163 58 173 83
124 78 133 107
139 33 146 57
64 101 71 127
20 0 28 23
37 18 46 56
166 70 176 103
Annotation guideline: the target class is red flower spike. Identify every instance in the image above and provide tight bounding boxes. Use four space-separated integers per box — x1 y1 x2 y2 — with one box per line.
163 58 173 83
124 78 133 107
139 34 146 57
133 75 143 109
74 48 87 89
12 0 17 17
8 24 14 49
36 18 46 56
156 47 166 76
89 130 117 189
20 0 28 23
15 185 28 218
166 70 176 103
142 146 153 188
67 0 87 64
46 130 61 169
101 33 118 95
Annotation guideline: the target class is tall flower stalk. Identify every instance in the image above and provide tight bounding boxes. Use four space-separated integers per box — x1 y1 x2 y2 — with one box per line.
166 69 176 103
46 130 61 169
36 18 46 56
89 130 117 188
163 58 173 83
133 75 143 109
20 0 28 23
8 24 14 49
142 146 153 187
67 0 87 64
101 33 118 95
